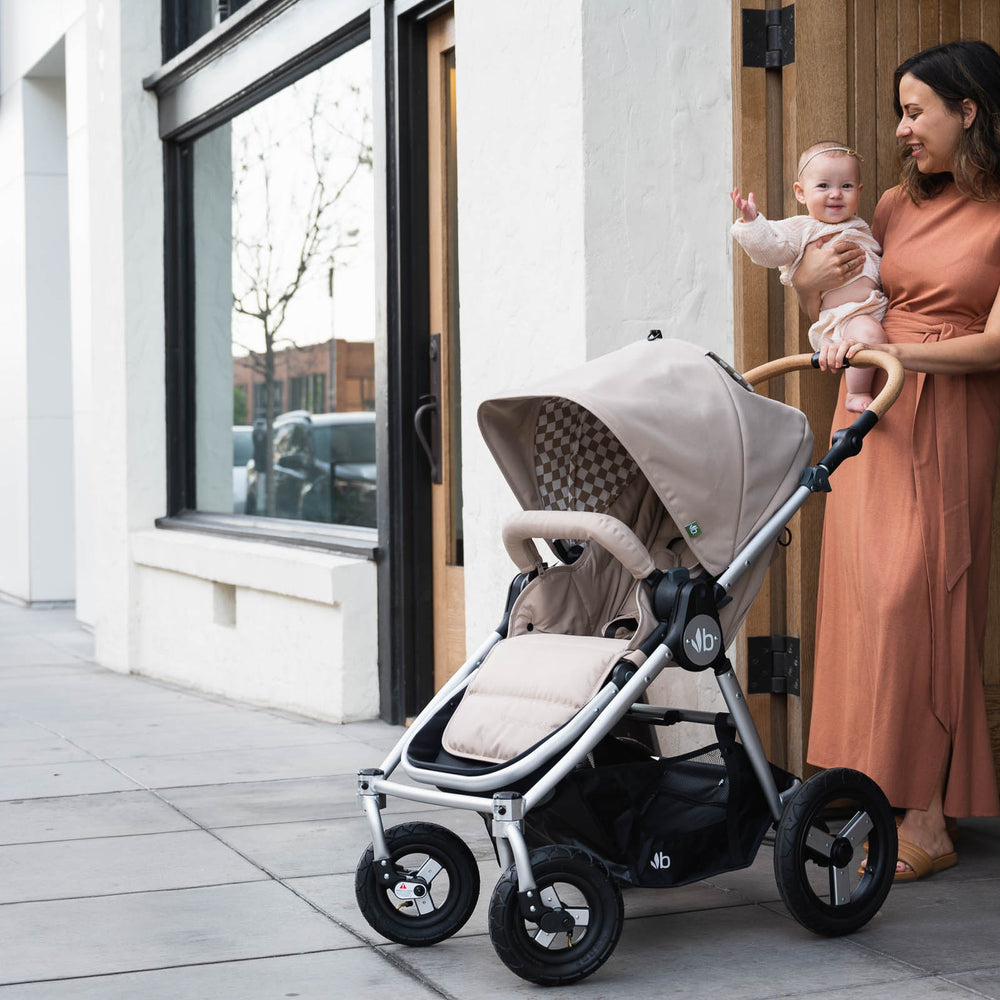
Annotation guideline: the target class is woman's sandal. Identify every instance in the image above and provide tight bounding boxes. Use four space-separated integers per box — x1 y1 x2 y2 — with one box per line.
858 817 960 878
893 838 958 883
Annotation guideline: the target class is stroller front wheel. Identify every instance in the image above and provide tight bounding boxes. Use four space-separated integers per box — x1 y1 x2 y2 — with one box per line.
488 845 623 986
355 821 480 946
773 767 896 936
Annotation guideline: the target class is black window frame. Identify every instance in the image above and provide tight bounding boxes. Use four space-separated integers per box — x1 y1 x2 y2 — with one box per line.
150 0 377 560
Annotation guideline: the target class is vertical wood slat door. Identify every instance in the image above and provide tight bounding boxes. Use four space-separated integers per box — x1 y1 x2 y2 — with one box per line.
733 0 1000 786
427 11 467 691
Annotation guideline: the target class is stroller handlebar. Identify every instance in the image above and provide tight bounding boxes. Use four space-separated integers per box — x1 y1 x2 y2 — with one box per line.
742 349 905 420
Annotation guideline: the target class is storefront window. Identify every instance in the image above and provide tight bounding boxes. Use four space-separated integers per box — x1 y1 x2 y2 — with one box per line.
191 40 376 528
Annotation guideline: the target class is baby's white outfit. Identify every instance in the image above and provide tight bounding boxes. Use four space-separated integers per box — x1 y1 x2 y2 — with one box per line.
731 213 888 350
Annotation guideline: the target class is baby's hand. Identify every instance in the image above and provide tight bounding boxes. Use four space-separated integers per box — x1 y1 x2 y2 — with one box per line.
730 187 758 223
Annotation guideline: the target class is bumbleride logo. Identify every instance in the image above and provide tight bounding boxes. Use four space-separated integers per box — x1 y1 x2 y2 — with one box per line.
684 521 701 538
686 626 719 656
650 852 671 871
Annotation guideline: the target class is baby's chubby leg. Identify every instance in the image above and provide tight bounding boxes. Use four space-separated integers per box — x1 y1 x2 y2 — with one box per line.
840 315 887 413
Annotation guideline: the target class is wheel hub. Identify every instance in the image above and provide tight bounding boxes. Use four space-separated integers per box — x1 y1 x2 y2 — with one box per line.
392 878 429 900
538 909 576 934
830 836 854 868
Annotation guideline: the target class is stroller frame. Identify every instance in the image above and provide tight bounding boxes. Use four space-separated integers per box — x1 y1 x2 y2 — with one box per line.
356 350 904 987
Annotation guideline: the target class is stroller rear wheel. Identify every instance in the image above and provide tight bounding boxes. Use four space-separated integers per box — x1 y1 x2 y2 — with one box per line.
488 845 623 986
355 821 480 946
774 768 896 936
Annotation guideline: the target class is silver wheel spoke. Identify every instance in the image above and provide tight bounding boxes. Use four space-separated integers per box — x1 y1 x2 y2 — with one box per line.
531 928 557 948
839 810 873 849
805 826 834 860
539 886 562 908
415 858 443 884
412 893 436 915
830 862 853 905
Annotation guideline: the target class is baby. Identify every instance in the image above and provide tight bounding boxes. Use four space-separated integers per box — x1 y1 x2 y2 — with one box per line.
731 141 888 412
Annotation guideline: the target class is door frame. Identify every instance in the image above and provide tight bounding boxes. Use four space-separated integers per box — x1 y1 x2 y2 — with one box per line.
377 0 454 723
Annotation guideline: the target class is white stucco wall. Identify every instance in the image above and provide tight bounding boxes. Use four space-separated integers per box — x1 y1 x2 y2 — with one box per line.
0 0 81 606
83 0 165 670
582 2 735 360
457 0 735 701
456 1 589 644
66 15 96 625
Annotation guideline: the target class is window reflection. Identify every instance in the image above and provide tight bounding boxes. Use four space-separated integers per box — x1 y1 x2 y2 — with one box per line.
169 0 255 57
192 41 376 528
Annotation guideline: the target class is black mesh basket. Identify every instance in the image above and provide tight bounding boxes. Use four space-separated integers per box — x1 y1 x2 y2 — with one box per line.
523 716 795 887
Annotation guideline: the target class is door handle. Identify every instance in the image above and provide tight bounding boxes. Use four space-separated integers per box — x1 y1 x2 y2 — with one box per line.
414 394 441 483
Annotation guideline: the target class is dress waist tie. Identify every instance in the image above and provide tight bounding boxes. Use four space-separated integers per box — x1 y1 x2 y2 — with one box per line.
880 309 985 729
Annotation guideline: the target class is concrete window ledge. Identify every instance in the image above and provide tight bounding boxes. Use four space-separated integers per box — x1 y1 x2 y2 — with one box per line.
127 528 378 722
131 527 372 605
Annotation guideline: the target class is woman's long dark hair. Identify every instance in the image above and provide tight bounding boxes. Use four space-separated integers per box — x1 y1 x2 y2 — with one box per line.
894 39 1000 202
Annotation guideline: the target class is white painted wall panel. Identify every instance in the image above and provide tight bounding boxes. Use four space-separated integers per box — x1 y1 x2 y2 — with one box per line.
66 15 96 624
582 1 734 360
458 1 734 669
456 0 588 645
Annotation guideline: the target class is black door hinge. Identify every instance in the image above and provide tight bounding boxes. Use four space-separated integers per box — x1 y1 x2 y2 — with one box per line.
747 634 800 695
742 6 795 68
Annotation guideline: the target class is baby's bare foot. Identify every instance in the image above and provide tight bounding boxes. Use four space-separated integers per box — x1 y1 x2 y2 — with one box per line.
845 392 873 413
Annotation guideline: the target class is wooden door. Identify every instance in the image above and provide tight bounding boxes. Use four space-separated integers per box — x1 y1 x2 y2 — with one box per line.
732 0 1000 784
426 11 467 690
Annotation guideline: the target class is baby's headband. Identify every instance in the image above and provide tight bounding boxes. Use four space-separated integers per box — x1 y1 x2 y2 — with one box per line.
796 146 864 177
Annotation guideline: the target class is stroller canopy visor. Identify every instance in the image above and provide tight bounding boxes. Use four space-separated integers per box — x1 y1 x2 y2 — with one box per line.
477 338 814 576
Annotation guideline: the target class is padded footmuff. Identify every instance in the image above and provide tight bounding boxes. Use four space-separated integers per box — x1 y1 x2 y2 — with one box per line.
441 633 631 764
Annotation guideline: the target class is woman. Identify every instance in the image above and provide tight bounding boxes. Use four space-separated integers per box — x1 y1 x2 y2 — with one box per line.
794 40 1000 881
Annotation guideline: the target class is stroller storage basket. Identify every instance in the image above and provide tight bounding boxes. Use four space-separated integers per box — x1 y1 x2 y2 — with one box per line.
524 720 795 888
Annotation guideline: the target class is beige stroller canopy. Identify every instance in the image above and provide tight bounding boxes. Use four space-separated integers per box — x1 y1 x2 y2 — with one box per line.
478 337 814 579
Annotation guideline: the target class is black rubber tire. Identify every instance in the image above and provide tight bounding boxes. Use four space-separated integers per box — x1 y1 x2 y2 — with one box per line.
488 845 623 986
355 822 480 946
774 767 896 936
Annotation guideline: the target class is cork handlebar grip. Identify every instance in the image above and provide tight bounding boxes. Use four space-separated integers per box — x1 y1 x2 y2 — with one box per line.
742 349 905 420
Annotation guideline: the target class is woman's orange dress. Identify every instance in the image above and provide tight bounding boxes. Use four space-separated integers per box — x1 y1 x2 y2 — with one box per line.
808 183 1000 817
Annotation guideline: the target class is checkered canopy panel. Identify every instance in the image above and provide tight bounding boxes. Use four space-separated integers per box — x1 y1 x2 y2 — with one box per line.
534 397 639 512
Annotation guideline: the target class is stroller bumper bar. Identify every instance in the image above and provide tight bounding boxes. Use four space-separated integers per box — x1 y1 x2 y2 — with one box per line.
502 510 656 580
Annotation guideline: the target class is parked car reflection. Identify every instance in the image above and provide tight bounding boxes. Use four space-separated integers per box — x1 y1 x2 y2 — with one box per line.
232 425 253 514
244 410 376 528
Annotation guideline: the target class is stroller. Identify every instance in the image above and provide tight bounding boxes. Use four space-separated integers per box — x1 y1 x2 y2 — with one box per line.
356 337 903 986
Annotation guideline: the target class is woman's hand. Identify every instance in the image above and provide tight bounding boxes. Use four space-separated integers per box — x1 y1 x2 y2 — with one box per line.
796 236 865 293
817 338 892 372
792 237 867 321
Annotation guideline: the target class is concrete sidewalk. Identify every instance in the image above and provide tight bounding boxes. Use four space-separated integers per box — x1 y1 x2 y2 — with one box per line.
1 601 998 999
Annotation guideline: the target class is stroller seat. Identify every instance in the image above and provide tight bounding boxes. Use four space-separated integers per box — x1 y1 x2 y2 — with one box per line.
440 632 633 764
434 508 660 767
